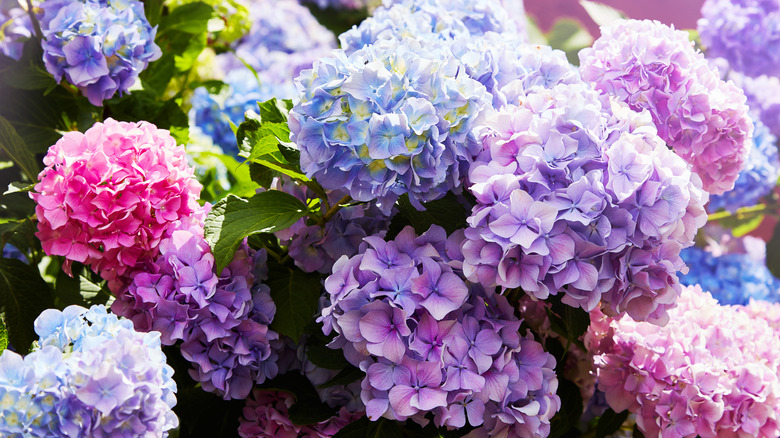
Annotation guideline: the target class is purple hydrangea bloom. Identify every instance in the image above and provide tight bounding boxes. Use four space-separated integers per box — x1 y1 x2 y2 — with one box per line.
0 305 178 437
708 119 780 212
0 0 33 60
290 37 490 213
464 73 708 324
111 220 280 400
38 0 161 106
729 72 780 138
579 19 753 195
320 225 560 435
698 0 780 78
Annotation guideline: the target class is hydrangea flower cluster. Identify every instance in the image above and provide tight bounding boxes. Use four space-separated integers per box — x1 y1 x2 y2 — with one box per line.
112 220 280 400
31 119 203 286
729 72 780 138
289 37 490 212
708 119 780 212
31 118 203 291
190 69 297 155
320 225 560 436
238 390 362 438
0 305 178 437
340 0 524 54
0 0 32 60
588 285 780 437
679 245 780 305
741 299 780 332
38 0 161 106
273 177 392 274
698 0 780 78
218 0 336 83
579 19 753 195
464 79 707 324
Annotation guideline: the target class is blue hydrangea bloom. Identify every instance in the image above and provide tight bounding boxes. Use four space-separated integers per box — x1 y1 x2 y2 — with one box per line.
38 0 161 106
708 120 780 212
189 69 297 155
0 305 178 437
698 0 780 78
2 244 27 263
680 246 780 305
0 0 32 60
289 37 490 212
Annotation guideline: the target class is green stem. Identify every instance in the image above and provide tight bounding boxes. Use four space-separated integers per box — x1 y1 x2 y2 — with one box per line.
25 0 43 40
707 203 771 222
322 195 351 223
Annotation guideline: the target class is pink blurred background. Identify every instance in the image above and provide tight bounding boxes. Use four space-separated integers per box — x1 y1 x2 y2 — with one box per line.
525 0 707 35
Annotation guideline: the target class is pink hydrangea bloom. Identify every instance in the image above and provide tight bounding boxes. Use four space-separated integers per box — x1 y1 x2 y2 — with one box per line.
741 300 780 332
238 390 362 438
31 118 202 289
589 285 780 437
579 19 753 195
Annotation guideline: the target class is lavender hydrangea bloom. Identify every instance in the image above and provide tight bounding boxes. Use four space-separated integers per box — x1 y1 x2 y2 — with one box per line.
38 0 161 106
190 69 297 155
579 19 753 195
698 0 780 78
320 225 560 435
290 37 490 213
0 305 178 437
680 245 780 305
725 69 780 138
464 71 708 324
218 0 336 82
112 220 280 400
0 0 32 60
708 120 780 212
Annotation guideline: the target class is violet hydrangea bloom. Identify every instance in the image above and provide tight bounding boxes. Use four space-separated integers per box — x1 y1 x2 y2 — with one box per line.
290 37 490 213
0 305 178 437
38 0 161 106
464 74 708 324
320 225 560 435
588 285 780 437
30 118 203 291
112 220 281 400
0 0 33 60
698 0 780 78
579 19 753 195
708 119 780 212
729 72 780 138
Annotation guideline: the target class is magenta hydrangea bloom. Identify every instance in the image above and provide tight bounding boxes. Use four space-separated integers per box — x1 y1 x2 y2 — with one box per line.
238 390 362 438
588 285 780 438
320 225 560 435
579 19 753 195
31 118 203 291
464 77 708 324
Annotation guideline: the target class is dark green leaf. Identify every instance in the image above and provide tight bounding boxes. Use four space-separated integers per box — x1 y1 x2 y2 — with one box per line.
333 417 405 438
317 365 364 389
595 408 630 438
545 294 589 351
302 4 369 37
140 53 176 95
249 162 274 188
144 0 165 26
189 79 228 95
0 316 7 353
4 182 33 195
548 376 583 438
259 372 337 425
633 424 645 438
105 91 188 144
0 115 40 183
766 221 780 278
204 191 308 273
1 40 56 91
0 218 36 255
0 258 54 352
304 321 350 369
160 2 214 34
174 32 207 72
390 192 470 236
267 266 322 342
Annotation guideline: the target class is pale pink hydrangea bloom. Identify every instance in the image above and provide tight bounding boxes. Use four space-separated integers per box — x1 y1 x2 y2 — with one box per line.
589 285 780 437
31 118 203 290
580 19 753 195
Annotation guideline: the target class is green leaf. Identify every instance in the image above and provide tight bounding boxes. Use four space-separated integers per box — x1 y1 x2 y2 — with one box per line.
259 372 337 425
766 221 780 279
548 376 583 438
332 417 405 438
267 266 322 342
0 218 36 254
579 0 626 27
0 258 54 352
4 182 34 195
545 18 594 65
0 115 40 183
595 408 630 438
249 162 274 188
633 424 645 437
174 32 207 72
0 316 7 353
140 53 176 95
160 2 214 34
257 98 289 124
389 192 470 237
105 91 189 144
204 191 308 273
545 295 589 351
318 366 364 389
251 158 310 181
